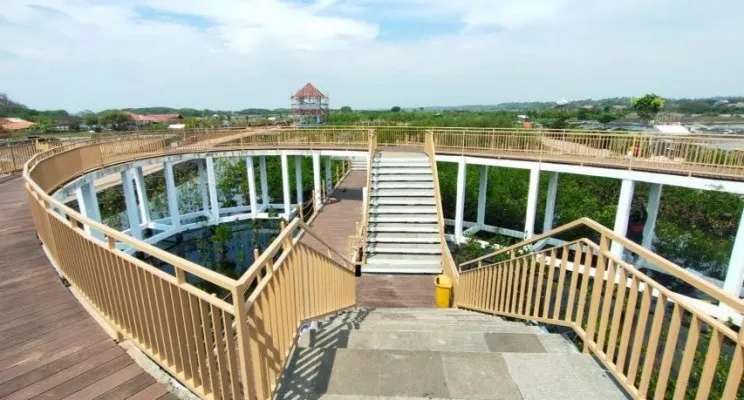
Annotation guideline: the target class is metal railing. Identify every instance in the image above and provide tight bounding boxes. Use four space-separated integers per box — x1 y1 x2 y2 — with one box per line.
24 137 357 400
457 218 744 399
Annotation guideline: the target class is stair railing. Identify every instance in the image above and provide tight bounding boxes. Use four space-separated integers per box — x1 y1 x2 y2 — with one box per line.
458 217 744 399
348 130 377 265
425 131 459 285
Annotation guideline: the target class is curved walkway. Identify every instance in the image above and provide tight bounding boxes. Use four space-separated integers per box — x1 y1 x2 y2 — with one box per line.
0 177 174 400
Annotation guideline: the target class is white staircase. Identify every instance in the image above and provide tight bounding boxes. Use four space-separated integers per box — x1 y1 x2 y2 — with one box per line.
350 156 367 171
364 152 442 274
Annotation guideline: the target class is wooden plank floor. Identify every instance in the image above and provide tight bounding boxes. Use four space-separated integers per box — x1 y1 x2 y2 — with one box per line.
301 170 436 309
0 177 174 400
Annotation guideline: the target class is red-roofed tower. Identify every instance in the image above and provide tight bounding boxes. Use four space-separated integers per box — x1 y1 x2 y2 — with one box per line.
291 82 329 126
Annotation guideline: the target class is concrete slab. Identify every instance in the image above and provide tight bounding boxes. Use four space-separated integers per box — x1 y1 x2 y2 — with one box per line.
502 353 604 400
429 331 490 353
324 349 383 396
536 333 578 354
376 331 432 351
441 352 523 399
484 333 547 353
378 351 449 398
566 354 630 399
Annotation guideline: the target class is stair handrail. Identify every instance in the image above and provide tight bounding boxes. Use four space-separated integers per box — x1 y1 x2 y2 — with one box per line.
425 131 459 282
349 130 376 264
460 216 744 314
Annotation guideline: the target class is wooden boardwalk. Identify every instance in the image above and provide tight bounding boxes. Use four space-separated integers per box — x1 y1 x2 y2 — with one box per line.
301 170 436 309
0 178 174 400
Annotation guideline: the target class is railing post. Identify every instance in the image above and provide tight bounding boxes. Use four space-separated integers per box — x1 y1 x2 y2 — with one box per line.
231 283 259 399
584 234 609 353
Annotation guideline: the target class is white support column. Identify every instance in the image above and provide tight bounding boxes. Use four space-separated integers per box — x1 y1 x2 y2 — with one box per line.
723 207 744 299
543 172 559 234
164 161 180 228
206 157 220 222
313 153 322 208
133 166 150 224
611 179 636 257
197 159 210 216
295 155 303 204
281 154 291 220
121 170 142 239
325 157 333 194
75 182 102 239
246 156 258 217
259 156 269 208
454 158 467 242
524 167 541 239
477 165 488 228
642 183 663 250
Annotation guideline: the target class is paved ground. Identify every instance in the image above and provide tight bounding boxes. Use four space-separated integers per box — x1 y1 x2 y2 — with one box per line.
277 308 629 400
0 177 174 400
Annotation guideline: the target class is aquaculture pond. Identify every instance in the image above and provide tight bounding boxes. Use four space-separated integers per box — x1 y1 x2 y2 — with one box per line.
138 219 282 295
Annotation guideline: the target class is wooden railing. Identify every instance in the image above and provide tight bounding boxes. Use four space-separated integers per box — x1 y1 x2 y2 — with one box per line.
348 131 376 265
425 132 459 287
24 140 356 400
458 218 744 399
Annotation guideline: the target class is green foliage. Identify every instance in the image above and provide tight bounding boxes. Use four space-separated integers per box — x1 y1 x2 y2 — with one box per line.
390 106 402 112
339 106 352 113
99 110 133 131
632 93 665 121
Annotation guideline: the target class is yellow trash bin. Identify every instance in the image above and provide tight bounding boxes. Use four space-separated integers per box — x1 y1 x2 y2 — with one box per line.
435 275 453 308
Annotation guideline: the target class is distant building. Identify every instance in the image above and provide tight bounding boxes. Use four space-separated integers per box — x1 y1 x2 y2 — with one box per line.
0 117 34 132
125 112 183 126
291 82 329 126
652 124 691 135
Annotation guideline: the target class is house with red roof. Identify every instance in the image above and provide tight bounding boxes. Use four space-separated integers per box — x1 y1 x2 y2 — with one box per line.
291 82 329 126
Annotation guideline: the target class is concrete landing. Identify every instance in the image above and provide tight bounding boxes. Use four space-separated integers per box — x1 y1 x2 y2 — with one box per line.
276 308 629 400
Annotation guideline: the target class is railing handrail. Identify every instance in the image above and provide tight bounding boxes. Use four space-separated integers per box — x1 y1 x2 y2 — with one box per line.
425 131 459 281
460 217 744 314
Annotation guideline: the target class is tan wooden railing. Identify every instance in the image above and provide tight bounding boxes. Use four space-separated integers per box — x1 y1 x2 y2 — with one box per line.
425 132 459 287
458 218 744 399
24 139 357 400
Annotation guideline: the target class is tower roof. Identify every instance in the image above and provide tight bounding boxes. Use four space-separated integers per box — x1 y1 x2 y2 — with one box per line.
293 82 326 99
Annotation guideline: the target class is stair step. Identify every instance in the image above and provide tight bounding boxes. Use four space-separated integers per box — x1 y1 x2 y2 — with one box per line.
368 214 438 223
368 223 439 233
371 188 434 197
372 167 431 175
370 197 435 206
373 181 434 189
373 161 431 169
366 243 442 254
373 174 433 182
361 264 442 274
366 254 441 265
366 232 440 243
369 205 437 214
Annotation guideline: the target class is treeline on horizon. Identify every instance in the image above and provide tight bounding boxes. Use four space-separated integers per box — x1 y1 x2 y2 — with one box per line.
3 94 744 128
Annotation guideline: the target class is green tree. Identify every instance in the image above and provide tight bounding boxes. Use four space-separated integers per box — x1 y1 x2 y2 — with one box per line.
82 113 99 127
391 106 401 112
99 111 133 131
339 106 352 113
632 93 665 122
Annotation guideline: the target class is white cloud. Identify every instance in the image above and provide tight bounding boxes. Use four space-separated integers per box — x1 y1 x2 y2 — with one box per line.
1 0 743 111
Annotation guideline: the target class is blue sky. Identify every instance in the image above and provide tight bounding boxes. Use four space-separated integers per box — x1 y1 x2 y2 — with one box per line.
1 0 743 111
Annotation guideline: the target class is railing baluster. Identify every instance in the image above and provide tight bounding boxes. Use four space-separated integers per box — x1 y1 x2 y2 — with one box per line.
626 287 651 386
542 249 557 319
638 292 667 396
653 303 682 400
552 247 569 320
564 243 583 323
672 315 701 399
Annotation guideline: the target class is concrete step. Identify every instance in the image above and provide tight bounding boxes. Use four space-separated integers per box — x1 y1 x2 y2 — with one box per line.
361 264 442 274
368 214 438 223
368 223 439 233
370 188 434 197
300 330 575 354
372 174 433 182
277 348 627 400
372 167 431 175
373 160 430 167
366 232 440 243
373 181 434 189
370 197 435 206
368 205 437 214
366 243 442 255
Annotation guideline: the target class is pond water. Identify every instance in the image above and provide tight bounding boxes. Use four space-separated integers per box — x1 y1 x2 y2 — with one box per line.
139 219 282 287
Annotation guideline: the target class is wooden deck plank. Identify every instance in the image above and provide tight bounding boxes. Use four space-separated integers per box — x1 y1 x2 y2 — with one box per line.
0 177 170 400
